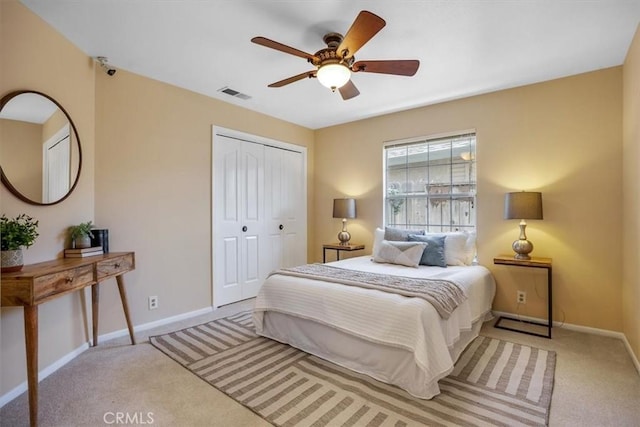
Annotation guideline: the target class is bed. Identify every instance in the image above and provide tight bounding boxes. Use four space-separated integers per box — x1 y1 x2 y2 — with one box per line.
253 249 496 400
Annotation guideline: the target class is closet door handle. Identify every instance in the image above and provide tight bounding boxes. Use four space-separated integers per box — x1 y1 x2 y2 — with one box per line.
279 224 284 230
242 226 248 232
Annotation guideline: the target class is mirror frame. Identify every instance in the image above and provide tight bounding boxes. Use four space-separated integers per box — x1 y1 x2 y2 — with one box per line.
0 90 83 206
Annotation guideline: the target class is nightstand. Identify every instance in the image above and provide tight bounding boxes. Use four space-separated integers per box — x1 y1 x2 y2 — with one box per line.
493 255 553 339
323 243 365 263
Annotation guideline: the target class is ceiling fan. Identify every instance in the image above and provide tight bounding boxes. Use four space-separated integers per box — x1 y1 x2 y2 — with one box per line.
251 10 420 100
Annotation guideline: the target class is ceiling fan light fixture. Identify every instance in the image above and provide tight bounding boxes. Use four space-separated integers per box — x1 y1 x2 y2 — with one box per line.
252 10 419 100
316 63 351 91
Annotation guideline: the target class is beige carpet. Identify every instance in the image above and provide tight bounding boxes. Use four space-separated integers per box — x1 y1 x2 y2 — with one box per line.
150 311 555 426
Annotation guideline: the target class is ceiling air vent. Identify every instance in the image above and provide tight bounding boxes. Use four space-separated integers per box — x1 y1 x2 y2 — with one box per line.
218 87 252 100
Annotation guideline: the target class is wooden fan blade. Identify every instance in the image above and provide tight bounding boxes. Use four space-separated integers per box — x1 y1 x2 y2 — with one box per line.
339 80 360 100
251 36 317 61
352 60 420 76
268 70 317 88
337 11 386 59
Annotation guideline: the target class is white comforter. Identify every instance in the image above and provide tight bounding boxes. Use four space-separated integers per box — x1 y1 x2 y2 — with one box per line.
253 256 496 398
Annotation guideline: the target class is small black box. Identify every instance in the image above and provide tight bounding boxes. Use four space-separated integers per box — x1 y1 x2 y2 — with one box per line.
90 229 109 253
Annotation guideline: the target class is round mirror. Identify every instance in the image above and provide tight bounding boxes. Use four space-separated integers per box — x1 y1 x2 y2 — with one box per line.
0 90 82 205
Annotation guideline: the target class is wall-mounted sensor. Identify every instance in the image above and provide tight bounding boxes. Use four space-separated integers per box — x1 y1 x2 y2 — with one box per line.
95 56 116 76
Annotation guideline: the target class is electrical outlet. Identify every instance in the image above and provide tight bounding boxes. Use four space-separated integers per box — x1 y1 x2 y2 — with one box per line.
148 296 159 310
517 290 526 304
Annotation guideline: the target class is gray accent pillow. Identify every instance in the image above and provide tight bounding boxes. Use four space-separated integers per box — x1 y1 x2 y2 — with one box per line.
423 232 468 266
384 227 425 241
408 234 447 267
372 240 427 268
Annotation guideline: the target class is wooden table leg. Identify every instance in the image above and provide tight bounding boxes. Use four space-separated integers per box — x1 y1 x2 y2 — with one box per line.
24 305 38 427
116 275 136 345
92 283 100 346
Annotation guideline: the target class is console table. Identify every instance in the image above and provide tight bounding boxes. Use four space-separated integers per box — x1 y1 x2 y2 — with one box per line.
1 252 136 427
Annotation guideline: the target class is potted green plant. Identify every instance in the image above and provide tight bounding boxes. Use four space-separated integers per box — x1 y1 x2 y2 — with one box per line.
1 213 39 273
69 221 94 249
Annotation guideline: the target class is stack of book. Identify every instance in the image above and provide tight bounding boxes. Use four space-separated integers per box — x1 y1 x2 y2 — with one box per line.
64 246 104 258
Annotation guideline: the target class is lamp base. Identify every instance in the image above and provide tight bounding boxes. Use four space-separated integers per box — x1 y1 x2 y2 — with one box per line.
512 238 533 260
338 231 351 246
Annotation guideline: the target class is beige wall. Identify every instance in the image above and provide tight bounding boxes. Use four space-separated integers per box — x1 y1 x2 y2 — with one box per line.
0 0 314 398
0 0 96 396
623 25 640 363
93 69 314 332
315 67 623 332
42 108 68 142
0 119 42 200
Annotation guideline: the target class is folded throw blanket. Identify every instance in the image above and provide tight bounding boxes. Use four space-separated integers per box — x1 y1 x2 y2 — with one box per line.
270 263 466 319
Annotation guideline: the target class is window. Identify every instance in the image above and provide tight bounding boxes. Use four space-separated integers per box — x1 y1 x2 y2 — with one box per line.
384 132 476 232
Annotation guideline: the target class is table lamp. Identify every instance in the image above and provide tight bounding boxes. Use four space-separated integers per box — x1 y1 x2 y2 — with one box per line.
333 198 356 246
504 191 543 260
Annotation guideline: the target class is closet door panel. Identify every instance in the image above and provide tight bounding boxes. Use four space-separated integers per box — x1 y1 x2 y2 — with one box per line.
281 149 306 267
214 137 243 305
243 150 261 221
242 234 262 298
223 150 239 221
264 147 284 271
223 237 240 293
240 142 265 299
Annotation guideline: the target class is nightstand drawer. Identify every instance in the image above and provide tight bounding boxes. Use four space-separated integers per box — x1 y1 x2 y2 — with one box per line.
96 253 134 280
34 265 94 303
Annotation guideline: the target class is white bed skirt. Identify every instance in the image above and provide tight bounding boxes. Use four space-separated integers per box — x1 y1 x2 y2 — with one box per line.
254 257 496 399
259 310 488 399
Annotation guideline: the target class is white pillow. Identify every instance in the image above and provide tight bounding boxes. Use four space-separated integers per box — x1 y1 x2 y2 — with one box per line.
424 232 469 266
443 233 468 266
463 230 477 265
372 240 427 268
371 227 385 257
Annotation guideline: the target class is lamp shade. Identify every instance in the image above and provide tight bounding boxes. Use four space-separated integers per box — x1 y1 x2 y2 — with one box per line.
333 198 356 219
504 192 543 220
317 63 351 89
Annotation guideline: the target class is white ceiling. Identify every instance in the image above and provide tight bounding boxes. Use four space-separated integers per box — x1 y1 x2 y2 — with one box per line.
21 1 640 130
0 93 59 124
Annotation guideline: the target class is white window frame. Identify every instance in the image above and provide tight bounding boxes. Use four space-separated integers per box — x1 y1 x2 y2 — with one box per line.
383 130 477 232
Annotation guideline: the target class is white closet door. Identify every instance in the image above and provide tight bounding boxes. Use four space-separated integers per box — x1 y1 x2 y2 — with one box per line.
264 147 285 272
213 136 265 305
240 142 265 299
264 146 305 270
214 137 243 305
280 148 306 267
213 127 306 308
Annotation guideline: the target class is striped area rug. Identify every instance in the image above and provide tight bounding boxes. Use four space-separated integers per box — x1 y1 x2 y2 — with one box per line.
150 311 555 426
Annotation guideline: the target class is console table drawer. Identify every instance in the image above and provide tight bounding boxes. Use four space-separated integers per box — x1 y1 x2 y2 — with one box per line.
34 265 94 303
96 253 134 280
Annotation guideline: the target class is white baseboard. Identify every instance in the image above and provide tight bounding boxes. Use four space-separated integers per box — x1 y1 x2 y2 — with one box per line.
0 306 214 408
622 334 640 376
492 310 640 376
0 342 89 408
95 306 214 343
